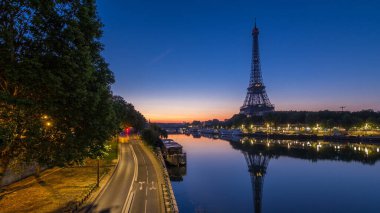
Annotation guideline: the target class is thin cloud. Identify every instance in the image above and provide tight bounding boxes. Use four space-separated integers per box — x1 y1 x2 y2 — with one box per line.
148 48 173 65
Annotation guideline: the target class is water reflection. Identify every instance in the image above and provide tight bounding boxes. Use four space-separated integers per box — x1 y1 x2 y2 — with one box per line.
172 134 380 212
167 165 187 182
225 136 380 213
230 137 380 164
244 151 271 213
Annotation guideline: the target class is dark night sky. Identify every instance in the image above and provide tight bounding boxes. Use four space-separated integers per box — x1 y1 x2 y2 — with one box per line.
97 0 380 122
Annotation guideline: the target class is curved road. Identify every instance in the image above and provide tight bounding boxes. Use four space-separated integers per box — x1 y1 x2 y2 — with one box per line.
88 141 162 213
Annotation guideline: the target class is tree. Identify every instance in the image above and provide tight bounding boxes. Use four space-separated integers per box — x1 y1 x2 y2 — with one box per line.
141 128 160 147
0 0 119 181
191 120 202 127
0 0 42 181
112 95 147 132
224 110 380 131
150 124 168 138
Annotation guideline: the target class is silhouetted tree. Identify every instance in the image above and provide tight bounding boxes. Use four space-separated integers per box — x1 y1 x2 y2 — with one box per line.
0 0 120 181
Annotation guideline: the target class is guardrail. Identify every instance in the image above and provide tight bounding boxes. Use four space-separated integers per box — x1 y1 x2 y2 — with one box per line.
155 148 179 213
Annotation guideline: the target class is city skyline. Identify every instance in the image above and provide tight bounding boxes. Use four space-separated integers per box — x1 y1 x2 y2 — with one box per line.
97 0 380 122
1 2 380 212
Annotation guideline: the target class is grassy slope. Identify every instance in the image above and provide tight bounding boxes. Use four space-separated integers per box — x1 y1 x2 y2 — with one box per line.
0 139 119 213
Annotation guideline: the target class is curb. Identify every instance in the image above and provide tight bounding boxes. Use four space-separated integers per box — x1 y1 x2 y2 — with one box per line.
81 142 122 213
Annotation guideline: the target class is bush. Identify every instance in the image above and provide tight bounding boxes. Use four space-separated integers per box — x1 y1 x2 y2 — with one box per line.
141 129 160 147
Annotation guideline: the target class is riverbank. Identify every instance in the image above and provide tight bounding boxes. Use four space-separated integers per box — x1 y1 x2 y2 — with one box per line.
246 132 380 143
181 132 380 144
0 140 118 213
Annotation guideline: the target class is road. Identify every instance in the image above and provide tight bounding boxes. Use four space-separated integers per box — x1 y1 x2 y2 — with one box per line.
88 141 162 213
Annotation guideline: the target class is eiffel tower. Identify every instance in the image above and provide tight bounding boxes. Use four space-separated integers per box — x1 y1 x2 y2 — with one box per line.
243 152 271 213
240 21 274 116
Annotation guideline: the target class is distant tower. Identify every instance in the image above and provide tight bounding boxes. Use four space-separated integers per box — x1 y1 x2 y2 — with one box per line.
243 152 271 213
240 21 274 116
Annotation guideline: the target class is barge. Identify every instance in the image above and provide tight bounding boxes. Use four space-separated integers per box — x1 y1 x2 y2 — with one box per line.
161 139 187 166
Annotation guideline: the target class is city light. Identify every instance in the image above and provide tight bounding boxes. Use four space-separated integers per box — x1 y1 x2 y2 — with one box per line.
364 123 370 130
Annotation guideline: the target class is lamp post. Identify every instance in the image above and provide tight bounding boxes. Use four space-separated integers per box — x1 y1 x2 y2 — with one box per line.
316 123 319 135
266 123 271 135
365 123 369 136
97 158 100 187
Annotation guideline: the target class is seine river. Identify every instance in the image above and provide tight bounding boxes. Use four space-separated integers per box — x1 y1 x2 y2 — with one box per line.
168 134 380 213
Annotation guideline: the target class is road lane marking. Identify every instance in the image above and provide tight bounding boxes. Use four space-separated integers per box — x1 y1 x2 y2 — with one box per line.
122 144 138 213
122 191 135 213
144 199 147 213
139 181 145 190
149 181 157 190
128 143 159 213
138 146 150 185
136 144 150 188
132 145 138 182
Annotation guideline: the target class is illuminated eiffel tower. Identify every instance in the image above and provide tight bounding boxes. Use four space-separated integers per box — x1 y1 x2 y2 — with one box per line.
240 21 274 116
243 152 271 213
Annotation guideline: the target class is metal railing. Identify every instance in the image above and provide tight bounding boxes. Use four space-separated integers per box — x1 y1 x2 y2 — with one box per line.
155 148 179 213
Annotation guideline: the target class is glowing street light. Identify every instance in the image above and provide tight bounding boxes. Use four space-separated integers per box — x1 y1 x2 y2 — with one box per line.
365 123 369 129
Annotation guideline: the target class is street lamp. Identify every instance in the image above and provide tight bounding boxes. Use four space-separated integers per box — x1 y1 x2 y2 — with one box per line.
365 123 369 136
266 123 271 134
97 158 100 187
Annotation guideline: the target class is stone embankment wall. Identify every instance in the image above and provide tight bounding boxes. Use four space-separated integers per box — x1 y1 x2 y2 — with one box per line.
1 162 42 187
155 148 179 213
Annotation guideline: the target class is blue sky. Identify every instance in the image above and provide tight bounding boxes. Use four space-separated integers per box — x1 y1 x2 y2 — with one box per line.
97 0 380 122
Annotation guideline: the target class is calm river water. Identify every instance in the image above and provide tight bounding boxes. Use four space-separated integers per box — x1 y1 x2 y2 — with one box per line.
168 134 380 213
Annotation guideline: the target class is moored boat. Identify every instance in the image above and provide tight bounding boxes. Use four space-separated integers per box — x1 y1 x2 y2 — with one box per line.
161 139 187 166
